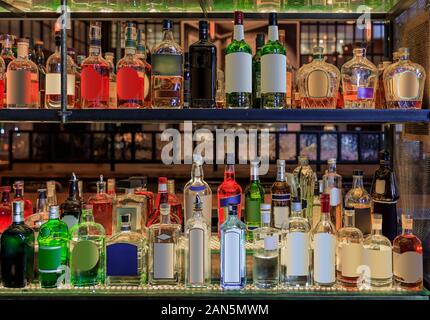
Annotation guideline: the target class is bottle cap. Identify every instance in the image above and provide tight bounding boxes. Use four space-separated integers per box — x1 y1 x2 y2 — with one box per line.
380 150 390 162
327 158 337 165
163 19 173 30
17 38 29 45
199 20 208 31
125 22 137 48
269 12 277 25
38 188 47 199
313 46 324 55
256 33 265 49
121 213 131 224
49 205 60 219
277 159 286 166
234 11 244 25
353 169 363 176
12 201 24 223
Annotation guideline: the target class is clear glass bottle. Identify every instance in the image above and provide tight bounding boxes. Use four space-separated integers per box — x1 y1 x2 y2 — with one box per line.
136 29 152 108
341 48 378 109
345 170 372 235
46 180 57 207
393 215 423 290
1 34 15 106
107 178 116 196
6 38 39 108
60 173 82 229
13 181 33 219
117 22 145 109
279 29 293 108
167 179 183 226
33 40 46 108
88 175 113 236
322 158 342 230
282 198 311 287
0 186 11 233
220 204 246 290
183 153 212 228
104 52 117 108
69 205 106 287
112 188 148 234
148 203 181 285
81 22 110 109
216 68 225 108
383 47 426 109
293 155 316 222
253 204 280 289
147 177 168 227
151 19 184 109
311 194 336 287
106 212 147 286
336 208 364 288
225 11 252 109
185 195 211 288
245 161 265 241
24 188 49 237
252 33 265 108
363 214 393 288
297 47 340 109
271 159 291 229
45 32 76 109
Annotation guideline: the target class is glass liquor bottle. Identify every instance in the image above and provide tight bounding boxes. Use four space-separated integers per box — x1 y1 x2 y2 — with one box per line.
370 150 399 241
225 11 252 109
383 47 426 109
183 52 190 108
393 215 423 290
336 208 364 288
167 179 183 226
261 12 287 109
189 20 217 109
363 214 393 288
341 48 378 109
216 68 225 108
245 161 265 241
25 188 49 237
297 47 340 109
279 30 293 108
322 158 342 230
282 198 311 287
217 153 242 235
375 61 391 109
104 52 117 108
185 195 211 288
107 178 116 196
45 32 76 109
136 29 152 108
0 186 11 233
13 181 33 219
113 188 148 234
147 177 169 227
38 205 69 288
88 175 113 236
183 154 212 228
46 180 57 207
293 155 316 222
134 177 155 222
69 205 106 287
6 38 39 108
1 34 15 106
34 40 46 108
345 170 372 235
0 56 4 108
148 203 181 285
253 204 280 289
271 159 291 229
117 22 145 109
151 19 184 109
220 204 246 290
60 173 82 229
106 212 147 286
252 33 265 109
75 54 86 108
1 201 34 288
81 22 110 109
311 194 337 287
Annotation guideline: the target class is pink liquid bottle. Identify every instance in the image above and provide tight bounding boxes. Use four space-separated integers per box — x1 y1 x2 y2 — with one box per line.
0 186 11 232
88 175 113 235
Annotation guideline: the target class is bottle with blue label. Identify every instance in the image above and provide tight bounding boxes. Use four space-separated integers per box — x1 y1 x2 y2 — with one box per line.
220 204 246 290
106 212 147 286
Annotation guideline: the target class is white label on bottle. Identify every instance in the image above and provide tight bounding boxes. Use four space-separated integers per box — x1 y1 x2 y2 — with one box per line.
286 232 310 276
330 187 341 206
394 71 420 100
261 54 287 94
363 246 392 279
273 206 289 228
61 215 79 229
340 243 363 277
313 233 336 284
109 81 117 108
185 193 212 228
264 236 278 251
154 243 174 279
307 70 330 98
280 246 287 266
225 52 252 94
375 179 386 195
224 230 241 284
189 227 205 284
393 251 423 284
45 73 75 95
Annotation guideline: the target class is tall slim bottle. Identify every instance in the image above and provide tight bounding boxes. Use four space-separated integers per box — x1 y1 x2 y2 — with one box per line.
271 159 291 229
136 29 152 108
34 40 46 108
24 188 49 236
0 56 4 108
60 173 82 229
244 161 265 241
252 33 265 109
0 34 15 106
322 158 343 230
147 177 168 227
0 187 11 232
293 155 316 222
88 175 113 236
104 52 117 108
12 181 33 218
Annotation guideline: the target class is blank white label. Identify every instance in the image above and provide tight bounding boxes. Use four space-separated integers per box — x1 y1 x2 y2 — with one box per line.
341 243 363 277
223 230 241 284
307 70 330 98
393 251 423 284
45 73 75 95
286 232 310 276
314 233 336 284
375 180 386 195
225 52 252 93
330 188 341 206
363 246 392 279
189 228 205 284
261 54 287 93
154 243 174 279
273 206 289 228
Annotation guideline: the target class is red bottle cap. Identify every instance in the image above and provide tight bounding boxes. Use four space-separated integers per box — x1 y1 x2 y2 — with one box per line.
158 177 167 184
320 193 330 213
234 11 244 25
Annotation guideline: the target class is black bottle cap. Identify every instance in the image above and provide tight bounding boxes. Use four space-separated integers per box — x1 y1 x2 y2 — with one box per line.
199 20 209 31
121 213 131 224
163 19 173 30
256 33 265 49
269 12 277 25
228 204 238 215
353 169 363 176
380 150 390 162
38 188 47 199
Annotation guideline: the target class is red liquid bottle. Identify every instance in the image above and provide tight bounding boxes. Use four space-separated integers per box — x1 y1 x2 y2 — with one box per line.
88 175 113 235
12 181 33 219
0 55 5 108
217 154 242 236
147 177 169 227
134 177 155 223
0 186 11 232
167 179 183 226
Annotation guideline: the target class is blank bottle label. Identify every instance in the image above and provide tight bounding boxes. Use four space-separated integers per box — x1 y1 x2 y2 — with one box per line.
307 70 329 98
313 233 336 284
393 251 423 284
39 245 62 273
286 232 309 276
45 73 75 95
7 70 32 105
151 54 183 76
375 179 386 195
72 240 100 272
340 243 363 277
223 230 241 284
225 52 252 93
363 246 392 279
330 188 341 206
189 227 205 284
154 243 175 279
261 54 287 94
394 71 420 100
106 243 138 276
117 67 145 100
61 215 79 229
273 206 289 228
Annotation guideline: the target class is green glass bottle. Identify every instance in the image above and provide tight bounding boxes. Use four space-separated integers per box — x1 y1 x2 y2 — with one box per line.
1 200 35 288
38 205 69 288
261 12 287 109
245 161 265 241
69 205 105 287
252 33 265 109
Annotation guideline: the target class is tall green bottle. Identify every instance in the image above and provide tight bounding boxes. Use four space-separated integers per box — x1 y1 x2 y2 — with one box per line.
38 205 69 288
252 33 265 108
245 161 265 241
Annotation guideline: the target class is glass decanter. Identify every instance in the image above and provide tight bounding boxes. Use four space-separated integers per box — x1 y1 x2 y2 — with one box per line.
293 155 317 222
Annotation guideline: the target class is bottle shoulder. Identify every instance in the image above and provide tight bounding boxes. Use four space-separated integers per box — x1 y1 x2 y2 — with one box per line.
261 41 286 56
7 58 38 73
221 217 246 231
364 233 392 248
117 54 146 70
226 40 252 55
152 40 183 56
2 223 34 237
70 221 106 238
341 57 378 73
82 55 109 68
384 60 427 79
337 226 363 242
107 230 145 245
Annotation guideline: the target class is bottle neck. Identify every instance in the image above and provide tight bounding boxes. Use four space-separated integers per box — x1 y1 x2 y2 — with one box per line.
69 180 78 199
277 165 286 182
120 223 131 232
191 163 204 181
224 164 235 181
14 188 23 198
89 43 102 56
268 25 279 42
261 212 270 227
125 47 136 56
199 28 208 41
328 163 337 173
36 197 47 213
371 228 382 236
233 24 244 41
1 191 10 203
352 175 364 189
160 213 170 224
162 28 175 42
343 212 355 228
97 182 106 195
250 165 259 182
17 44 29 59
81 211 95 222
313 53 324 61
